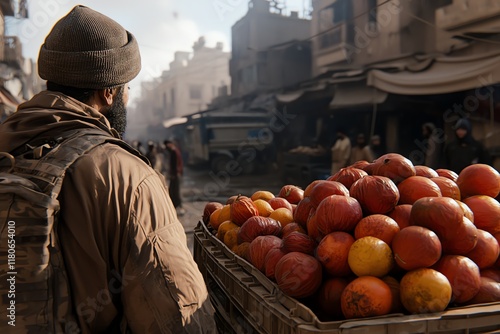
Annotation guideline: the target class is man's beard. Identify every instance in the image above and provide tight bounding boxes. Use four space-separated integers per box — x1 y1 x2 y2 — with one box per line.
105 88 127 136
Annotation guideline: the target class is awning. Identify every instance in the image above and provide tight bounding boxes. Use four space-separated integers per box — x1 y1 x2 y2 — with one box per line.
329 82 388 109
276 82 328 103
163 117 187 128
367 51 500 95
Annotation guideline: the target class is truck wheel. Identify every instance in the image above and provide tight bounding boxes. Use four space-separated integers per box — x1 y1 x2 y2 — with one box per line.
236 155 256 175
211 154 231 174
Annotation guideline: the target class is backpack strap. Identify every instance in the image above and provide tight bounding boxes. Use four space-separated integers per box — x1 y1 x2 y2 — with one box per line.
9 128 149 197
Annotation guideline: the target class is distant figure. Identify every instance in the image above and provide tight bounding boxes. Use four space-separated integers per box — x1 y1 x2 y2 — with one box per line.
370 135 384 159
146 140 162 172
331 127 351 175
350 133 374 165
132 140 146 155
422 122 443 169
444 118 492 173
165 139 185 216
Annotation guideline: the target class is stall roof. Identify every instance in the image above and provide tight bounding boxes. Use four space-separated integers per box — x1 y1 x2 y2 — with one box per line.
329 83 388 109
367 51 500 95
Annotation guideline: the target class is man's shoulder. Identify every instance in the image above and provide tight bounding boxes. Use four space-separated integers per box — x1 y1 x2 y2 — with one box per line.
70 141 154 180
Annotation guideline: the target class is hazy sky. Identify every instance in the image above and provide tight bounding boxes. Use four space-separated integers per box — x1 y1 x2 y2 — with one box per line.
6 0 310 101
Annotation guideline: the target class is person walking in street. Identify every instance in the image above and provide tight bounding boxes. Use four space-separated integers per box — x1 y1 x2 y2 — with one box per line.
370 134 384 159
331 127 351 175
0 6 215 333
165 139 186 216
421 122 443 169
349 133 374 165
444 118 492 173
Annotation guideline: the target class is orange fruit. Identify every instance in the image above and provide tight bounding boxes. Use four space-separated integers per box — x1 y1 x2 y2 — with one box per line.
348 236 394 277
233 242 251 260
341 276 392 319
251 190 275 202
217 204 231 226
431 176 461 200
354 214 400 246
269 207 294 227
216 220 239 241
253 199 274 217
457 164 500 199
224 227 240 250
209 208 222 230
400 268 452 314
463 195 500 235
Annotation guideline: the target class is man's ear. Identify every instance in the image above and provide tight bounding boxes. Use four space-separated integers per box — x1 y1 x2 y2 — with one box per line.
96 88 114 107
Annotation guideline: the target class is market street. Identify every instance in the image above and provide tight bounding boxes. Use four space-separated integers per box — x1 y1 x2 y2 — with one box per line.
177 167 283 253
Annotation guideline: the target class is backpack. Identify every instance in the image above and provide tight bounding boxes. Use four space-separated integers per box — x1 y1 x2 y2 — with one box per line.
0 128 146 333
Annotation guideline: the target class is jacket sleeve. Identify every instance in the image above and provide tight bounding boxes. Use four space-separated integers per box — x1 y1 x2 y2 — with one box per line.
121 174 216 333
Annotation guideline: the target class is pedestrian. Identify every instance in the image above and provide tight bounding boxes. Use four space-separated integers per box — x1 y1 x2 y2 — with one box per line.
370 134 384 159
331 127 351 175
349 133 374 165
444 118 492 173
421 122 443 169
146 140 163 172
165 139 186 216
0 6 215 333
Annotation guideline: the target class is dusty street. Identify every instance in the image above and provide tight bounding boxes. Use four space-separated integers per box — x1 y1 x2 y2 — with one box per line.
176 166 283 253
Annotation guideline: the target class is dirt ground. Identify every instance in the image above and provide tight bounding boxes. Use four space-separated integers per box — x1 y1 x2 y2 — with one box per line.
176 166 283 253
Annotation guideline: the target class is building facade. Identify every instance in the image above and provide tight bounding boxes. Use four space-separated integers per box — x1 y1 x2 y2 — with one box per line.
0 0 28 121
230 0 312 98
128 37 231 141
279 0 500 171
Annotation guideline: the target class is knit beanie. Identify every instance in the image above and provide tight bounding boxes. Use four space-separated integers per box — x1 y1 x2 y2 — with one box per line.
38 5 141 89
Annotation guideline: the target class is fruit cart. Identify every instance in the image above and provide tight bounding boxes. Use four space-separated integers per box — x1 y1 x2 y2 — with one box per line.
193 221 500 334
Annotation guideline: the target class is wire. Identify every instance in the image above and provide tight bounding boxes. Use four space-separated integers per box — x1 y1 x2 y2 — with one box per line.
304 0 393 42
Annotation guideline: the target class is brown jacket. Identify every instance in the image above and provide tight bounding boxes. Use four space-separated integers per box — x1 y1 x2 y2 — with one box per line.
0 91 216 333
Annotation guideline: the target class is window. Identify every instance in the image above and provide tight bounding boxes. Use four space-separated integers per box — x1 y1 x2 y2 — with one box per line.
241 65 257 84
318 0 350 32
189 85 203 100
318 0 352 49
319 6 334 31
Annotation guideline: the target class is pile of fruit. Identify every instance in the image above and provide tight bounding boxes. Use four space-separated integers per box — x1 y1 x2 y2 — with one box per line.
202 153 500 321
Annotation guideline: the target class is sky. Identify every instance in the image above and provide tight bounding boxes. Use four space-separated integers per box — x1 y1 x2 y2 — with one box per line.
6 0 311 102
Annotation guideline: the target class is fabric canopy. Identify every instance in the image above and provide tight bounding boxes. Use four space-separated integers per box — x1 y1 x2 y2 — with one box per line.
329 82 388 109
367 51 500 95
276 82 328 103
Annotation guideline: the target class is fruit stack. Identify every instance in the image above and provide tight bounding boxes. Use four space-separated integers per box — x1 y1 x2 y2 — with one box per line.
201 153 500 321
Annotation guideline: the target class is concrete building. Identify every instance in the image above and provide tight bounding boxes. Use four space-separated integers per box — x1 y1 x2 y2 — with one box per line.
278 0 500 172
230 0 312 98
128 37 231 141
0 0 28 121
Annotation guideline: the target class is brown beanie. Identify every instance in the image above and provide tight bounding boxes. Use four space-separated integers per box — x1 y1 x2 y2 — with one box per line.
38 5 141 89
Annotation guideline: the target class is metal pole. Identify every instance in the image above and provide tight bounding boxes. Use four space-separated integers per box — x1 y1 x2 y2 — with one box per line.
370 88 377 139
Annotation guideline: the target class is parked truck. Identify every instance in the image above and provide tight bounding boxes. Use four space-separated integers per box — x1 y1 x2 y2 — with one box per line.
179 109 276 174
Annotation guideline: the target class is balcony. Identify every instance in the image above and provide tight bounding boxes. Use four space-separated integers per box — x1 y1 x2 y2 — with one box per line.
0 36 23 69
436 0 500 32
315 23 350 67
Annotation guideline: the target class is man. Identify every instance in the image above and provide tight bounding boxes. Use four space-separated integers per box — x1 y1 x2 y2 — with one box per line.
421 122 443 169
0 6 215 333
444 118 492 173
349 133 374 165
164 140 186 216
369 134 384 159
331 127 351 175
